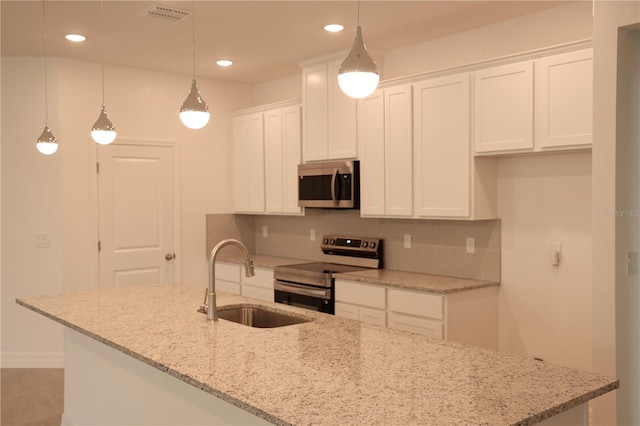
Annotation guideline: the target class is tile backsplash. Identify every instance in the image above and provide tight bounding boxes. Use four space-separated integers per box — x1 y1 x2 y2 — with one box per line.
207 210 500 281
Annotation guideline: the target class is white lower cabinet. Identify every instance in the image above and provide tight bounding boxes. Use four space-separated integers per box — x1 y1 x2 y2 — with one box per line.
335 280 387 327
241 266 274 302
215 262 242 295
387 312 443 339
214 262 274 302
336 279 498 350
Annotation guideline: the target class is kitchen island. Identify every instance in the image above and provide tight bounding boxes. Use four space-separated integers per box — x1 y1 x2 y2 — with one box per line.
18 285 617 426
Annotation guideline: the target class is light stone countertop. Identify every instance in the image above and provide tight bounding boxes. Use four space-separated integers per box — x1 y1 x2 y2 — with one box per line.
18 285 617 426
217 252 499 294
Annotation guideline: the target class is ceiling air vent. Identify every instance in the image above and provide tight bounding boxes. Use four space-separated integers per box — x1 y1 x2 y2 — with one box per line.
138 5 192 23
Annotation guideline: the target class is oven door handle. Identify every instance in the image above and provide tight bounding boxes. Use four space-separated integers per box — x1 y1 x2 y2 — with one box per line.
274 281 332 300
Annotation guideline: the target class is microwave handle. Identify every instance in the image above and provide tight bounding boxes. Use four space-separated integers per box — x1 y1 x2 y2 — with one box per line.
331 169 339 206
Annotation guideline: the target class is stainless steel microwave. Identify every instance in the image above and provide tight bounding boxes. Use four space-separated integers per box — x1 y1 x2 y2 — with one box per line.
298 160 360 209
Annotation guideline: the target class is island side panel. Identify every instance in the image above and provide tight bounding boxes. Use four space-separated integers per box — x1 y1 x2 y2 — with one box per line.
62 329 273 426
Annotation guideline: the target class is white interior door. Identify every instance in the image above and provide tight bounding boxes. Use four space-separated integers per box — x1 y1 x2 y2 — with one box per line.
98 144 175 288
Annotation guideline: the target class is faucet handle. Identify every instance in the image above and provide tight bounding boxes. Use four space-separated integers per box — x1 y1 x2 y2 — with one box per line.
244 258 255 277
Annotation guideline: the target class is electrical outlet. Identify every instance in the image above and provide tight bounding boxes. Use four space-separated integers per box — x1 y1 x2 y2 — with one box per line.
262 226 268 238
35 233 50 248
466 237 475 254
310 229 316 241
404 234 411 249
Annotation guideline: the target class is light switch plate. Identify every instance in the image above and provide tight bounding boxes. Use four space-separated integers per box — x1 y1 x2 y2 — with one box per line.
404 234 411 249
310 229 316 241
262 226 268 238
35 233 50 248
628 252 638 276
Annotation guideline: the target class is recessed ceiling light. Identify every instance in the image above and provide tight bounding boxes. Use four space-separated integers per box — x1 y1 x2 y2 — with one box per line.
65 34 86 42
216 59 233 67
324 24 344 33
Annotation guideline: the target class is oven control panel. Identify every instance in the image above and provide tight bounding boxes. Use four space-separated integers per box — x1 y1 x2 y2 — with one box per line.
321 235 381 253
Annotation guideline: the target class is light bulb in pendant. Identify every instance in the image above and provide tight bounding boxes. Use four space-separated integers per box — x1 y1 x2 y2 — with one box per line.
91 105 116 145
338 25 379 99
36 124 59 155
180 78 210 129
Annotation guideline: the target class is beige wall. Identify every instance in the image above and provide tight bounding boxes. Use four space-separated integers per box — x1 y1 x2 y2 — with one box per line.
0 56 252 366
1 57 65 366
592 2 640 424
497 153 592 370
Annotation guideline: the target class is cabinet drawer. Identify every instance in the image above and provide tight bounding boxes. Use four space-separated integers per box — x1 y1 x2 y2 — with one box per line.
241 266 273 289
335 280 386 309
216 280 241 295
359 307 386 327
215 262 241 282
388 289 443 320
335 302 359 320
242 285 274 302
388 312 443 339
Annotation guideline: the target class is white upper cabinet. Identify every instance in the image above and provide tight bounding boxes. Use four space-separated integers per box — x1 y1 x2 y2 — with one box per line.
232 112 265 213
414 74 471 218
358 85 413 217
264 105 303 215
413 74 496 220
302 58 357 162
357 89 385 216
474 47 593 155
534 48 593 150
473 61 534 154
233 101 302 215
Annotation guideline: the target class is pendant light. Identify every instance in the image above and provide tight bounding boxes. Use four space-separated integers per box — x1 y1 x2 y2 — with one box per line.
179 0 210 130
36 0 58 155
338 0 379 99
91 0 116 145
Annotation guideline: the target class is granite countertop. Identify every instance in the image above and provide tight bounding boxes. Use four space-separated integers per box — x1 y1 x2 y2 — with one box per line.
18 285 617 426
217 252 499 294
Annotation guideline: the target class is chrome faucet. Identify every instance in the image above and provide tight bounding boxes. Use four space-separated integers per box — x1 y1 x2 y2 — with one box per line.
203 239 255 322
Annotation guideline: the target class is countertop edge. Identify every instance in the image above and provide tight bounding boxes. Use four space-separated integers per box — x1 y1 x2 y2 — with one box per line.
15 298 292 426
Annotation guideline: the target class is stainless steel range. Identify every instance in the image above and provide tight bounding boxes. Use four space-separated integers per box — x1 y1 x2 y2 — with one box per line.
273 235 383 314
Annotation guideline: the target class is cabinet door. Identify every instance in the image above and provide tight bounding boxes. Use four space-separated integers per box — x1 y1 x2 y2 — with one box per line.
264 109 284 213
302 63 328 161
388 312 443 339
327 59 357 159
357 89 385 216
359 307 386 327
474 61 534 153
535 49 593 150
232 116 250 212
384 84 413 217
414 74 470 218
335 302 360 321
281 106 303 214
246 113 265 212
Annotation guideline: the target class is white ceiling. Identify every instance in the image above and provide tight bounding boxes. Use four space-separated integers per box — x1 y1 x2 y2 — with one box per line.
1 1 569 84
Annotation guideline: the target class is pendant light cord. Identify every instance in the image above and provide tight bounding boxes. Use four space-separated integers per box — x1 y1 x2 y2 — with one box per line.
357 0 360 27
42 0 49 123
100 0 105 104
192 0 196 79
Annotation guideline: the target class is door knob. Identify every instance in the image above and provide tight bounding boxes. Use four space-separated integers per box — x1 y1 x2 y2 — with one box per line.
165 253 175 261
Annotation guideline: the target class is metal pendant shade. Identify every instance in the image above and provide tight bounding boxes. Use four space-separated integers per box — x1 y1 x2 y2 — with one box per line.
91 105 117 145
180 78 210 130
36 123 58 155
338 25 379 99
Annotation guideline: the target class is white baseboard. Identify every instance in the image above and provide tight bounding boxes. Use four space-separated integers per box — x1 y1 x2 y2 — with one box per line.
1 351 64 368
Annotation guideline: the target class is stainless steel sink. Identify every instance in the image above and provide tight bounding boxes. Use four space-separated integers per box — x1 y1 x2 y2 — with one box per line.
216 304 313 328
